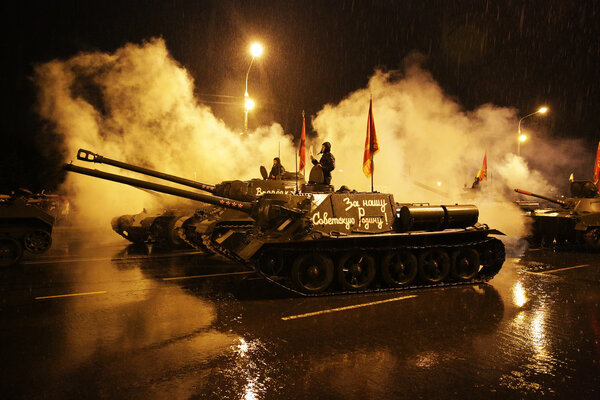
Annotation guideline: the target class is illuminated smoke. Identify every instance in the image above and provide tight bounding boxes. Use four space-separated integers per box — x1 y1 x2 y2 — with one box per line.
34 38 295 229
311 57 588 242
34 39 589 245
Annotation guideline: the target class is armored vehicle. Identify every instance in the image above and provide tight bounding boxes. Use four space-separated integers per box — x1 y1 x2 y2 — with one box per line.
76 149 304 248
64 160 506 295
111 207 199 248
515 180 600 250
0 190 55 267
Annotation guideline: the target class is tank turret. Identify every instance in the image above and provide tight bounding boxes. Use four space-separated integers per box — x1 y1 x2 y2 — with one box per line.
77 148 305 201
65 158 506 295
514 180 600 249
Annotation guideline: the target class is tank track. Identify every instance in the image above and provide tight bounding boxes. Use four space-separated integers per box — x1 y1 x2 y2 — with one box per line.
201 231 506 297
176 206 254 255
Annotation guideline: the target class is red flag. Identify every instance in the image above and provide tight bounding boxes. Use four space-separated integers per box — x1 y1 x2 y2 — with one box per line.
363 99 379 177
299 111 306 171
594 141 600 186
476 151 487 182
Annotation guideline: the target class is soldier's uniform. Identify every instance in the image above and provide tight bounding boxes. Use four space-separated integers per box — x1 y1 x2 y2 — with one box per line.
269 157 286 179
312 142 335 184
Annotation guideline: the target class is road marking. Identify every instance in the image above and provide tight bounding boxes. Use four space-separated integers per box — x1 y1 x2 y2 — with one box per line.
162 271 255 281
22 251 206 265
525 264 592 275
35 291 107 300
281 295 417 321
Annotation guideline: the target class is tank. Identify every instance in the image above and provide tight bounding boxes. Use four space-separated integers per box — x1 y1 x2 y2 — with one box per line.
0 190 55 267
515 180 600 249
76 149 305 248
110 207 201 248
64 161 507 295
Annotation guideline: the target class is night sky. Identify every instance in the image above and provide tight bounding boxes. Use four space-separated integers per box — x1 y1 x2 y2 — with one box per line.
2 0 599 192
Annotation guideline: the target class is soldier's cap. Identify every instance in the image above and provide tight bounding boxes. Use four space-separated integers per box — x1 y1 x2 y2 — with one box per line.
319 142 331 154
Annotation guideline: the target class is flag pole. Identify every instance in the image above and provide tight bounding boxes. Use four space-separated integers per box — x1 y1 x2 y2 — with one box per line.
371 152 374 192
295 147 298 194
370 94 374 192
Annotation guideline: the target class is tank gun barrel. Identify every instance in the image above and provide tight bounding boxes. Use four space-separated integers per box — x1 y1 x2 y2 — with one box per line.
63 163 253 213
76 149 216 193
514 188 567 206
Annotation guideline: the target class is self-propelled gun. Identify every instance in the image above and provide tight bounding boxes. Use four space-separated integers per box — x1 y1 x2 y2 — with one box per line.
76 148 304 249
64 159 506 295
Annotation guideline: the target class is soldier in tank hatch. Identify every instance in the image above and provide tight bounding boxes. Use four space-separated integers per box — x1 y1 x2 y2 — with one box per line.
268 157 286 180
311 142 335 184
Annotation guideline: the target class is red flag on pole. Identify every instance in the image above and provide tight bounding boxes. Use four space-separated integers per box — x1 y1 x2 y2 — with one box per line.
476 151 487 182
299 111 306 171
593 141 600 186
363 98 379 177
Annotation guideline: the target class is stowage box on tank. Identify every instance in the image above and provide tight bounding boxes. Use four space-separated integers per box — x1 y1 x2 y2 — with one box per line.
64 154 506 296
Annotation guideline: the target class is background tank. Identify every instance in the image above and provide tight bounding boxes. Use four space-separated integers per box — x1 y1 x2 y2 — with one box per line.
0 190 54 267
76 149 304 249
515 180 600 249
65 162 506 295
110 207 202 248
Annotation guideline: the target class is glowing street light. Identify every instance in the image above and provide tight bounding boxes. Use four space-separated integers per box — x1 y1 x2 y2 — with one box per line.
244 97 255 111
517 106 548 156
244 42 263 134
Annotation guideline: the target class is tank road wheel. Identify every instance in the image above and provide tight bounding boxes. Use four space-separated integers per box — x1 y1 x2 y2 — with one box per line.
337 251 377 291
479 238 506 280
258 251 284 276
291 253 334 294
418 249 451 284
584 228 600 251
23 230 52 254
451 248 480 281
0 239 23 267
381 251 418 287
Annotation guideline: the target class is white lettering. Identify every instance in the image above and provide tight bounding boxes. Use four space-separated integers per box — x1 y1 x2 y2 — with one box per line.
343 197 360 211
255 187 305 196
312 211 355 230
360 216 384 229
362 199 388 212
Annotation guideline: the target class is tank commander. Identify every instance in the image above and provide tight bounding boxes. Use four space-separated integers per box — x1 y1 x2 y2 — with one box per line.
310 141 335 184
268 157 286 180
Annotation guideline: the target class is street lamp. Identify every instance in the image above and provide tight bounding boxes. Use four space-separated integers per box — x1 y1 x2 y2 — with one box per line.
244 97 255 111
244 42 263 134
517 106 548 156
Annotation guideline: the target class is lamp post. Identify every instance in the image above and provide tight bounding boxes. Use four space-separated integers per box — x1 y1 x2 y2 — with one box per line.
244 43 263 134
517 106 548 156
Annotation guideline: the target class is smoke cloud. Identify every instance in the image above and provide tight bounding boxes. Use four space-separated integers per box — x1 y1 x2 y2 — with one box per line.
34 38 295 231
34 39 590 247
311 56 589 243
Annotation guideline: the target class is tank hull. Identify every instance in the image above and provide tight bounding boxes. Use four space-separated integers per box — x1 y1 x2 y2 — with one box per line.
0 198 54 267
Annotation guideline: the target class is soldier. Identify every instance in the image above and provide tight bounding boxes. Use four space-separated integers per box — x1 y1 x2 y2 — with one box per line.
311 141 335 184
268 157 286 180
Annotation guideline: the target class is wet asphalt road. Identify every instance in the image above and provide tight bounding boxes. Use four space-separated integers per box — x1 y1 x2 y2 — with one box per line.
0 228 598 400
